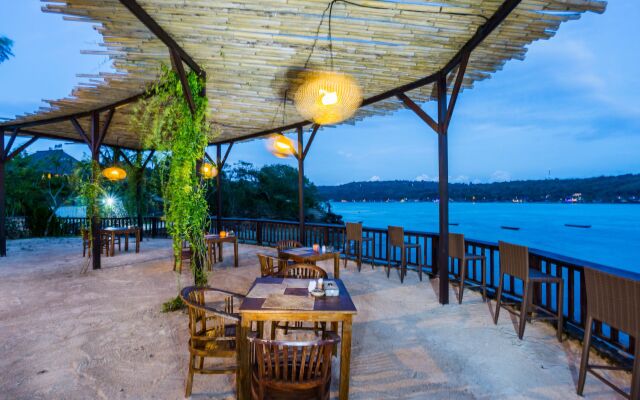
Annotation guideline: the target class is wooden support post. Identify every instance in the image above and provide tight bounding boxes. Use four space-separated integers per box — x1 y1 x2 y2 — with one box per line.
437 74 450 305
90 112 102 270
135 151 144 241
216 144 223 234
0 130 5 257
297 126 305 244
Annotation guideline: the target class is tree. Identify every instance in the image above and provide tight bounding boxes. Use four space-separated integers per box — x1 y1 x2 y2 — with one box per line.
0 36 14 63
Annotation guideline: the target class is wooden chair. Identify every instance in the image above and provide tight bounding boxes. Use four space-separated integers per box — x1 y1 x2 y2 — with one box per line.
174 240 192 272
249 332 340 400
281 263 327 280
386 226 422 283
81 228 111 257
257 253 291 277
277 240 303 253
343 222 374 271
493 241 564 341
180 286 243 398
272 264 328 339
449 233 486 304
577 268 640 399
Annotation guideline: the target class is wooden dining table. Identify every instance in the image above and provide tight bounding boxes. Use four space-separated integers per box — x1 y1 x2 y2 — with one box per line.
205 234 238 268
278 246 342 278
101 226 140 256
237 276 357 400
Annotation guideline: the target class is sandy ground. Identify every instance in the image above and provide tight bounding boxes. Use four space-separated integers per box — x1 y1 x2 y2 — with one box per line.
0 237 631 399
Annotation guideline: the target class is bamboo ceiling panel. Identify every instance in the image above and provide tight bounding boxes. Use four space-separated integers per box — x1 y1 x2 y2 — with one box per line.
1 0 605 149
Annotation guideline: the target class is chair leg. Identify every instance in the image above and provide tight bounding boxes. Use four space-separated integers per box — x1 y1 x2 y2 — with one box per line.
494 273 504 325
518 280 532 340
631 339 640 400
185 354 195 398
577 315 593 396
199 356 204 371
458 260 467 304
556 279 564 342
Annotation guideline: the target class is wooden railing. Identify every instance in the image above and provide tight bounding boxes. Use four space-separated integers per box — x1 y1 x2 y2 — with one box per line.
55 215 637 361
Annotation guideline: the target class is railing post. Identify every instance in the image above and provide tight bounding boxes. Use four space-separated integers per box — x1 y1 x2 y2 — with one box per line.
256 220 263 245
151 217 158 238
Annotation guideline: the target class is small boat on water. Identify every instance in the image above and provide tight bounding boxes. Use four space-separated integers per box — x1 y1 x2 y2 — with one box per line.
501 226 520 231
565 223 592 229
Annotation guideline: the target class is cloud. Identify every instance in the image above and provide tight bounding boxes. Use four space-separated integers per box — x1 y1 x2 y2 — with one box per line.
337 150 353 159
368 175 381 182
490 170 511 182
450 175 470 183
415 174 435 182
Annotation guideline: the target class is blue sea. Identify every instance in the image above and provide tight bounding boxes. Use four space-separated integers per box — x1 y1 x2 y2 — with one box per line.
330 202 640 272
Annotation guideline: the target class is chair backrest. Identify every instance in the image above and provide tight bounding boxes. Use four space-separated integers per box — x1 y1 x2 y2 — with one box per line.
345 222 363 241
388 226 404 247
277 240 303 252
250 335 340 392
584 268 640 336
449 233 466 260
181 286 238 341
257 253 277 277
498 241 529 280
281 263 327 279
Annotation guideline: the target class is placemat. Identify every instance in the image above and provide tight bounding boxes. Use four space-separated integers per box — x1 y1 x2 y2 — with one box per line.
262 294 315 310
246 283 286 298
282 278 312 288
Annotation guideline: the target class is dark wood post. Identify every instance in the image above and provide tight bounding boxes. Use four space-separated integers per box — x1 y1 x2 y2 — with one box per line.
0 130 5 257
216 144 222 233
297 127 305 244
90 111 102 270
437 74 450 305
135 151 144 241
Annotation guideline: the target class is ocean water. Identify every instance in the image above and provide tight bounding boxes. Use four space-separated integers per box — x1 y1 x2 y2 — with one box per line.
330 202 640 272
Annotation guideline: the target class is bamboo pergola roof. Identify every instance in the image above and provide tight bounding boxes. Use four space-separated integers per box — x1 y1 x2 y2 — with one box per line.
0 0 605 150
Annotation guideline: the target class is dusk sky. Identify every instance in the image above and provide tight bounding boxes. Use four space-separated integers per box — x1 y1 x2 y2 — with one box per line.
1 1 639 185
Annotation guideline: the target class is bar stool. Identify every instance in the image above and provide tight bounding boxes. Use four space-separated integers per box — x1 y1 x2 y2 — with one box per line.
343 222 374 271
386 226 422 283
449 233 486 304
494 241 564 341
577 268 640 399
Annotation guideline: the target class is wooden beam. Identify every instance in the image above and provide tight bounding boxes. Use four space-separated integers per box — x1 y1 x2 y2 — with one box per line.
170 48 196 116
297 126 305 244
4 129 17 156
302 124 319 161
117 0 204 76
6 136 38 162
90 111 101 270
142 150 155 168
215 144 223 233
0 132 5 256
220 143 233 169
204 151 215 164
118 148 135 168
396 93 439 134
1 92 143 131
436 74 450 305
70 118 91 147
98 108 115 147
445 52 470 130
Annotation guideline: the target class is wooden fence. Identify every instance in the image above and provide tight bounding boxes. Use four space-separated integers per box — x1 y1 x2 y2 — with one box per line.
55 215 637 361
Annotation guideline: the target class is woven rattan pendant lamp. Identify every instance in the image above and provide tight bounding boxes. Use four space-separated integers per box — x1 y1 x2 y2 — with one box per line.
102 148 127 181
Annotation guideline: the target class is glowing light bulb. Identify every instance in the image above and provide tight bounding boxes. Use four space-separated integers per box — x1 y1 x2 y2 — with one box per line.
104 196 115 206
319 89 338 106
275 140 292 151
267 134 297 158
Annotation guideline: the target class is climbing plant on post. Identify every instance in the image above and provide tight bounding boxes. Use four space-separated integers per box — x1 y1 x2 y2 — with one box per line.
132 64 210 286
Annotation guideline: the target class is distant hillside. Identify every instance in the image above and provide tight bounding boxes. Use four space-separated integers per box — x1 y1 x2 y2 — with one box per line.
318 175 640 203
25 149 78 176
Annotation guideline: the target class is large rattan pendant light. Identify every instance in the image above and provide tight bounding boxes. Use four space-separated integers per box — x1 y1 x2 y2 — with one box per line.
200 162 218 179
293 1 362 125
102 147 127 181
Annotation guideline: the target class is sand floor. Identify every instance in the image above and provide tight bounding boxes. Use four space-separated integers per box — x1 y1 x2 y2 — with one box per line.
0 237 631 399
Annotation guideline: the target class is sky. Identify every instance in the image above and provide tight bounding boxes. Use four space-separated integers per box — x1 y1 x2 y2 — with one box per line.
1 1 639 185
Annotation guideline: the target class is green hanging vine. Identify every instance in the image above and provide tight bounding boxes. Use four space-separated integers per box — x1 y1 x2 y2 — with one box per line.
131 64 211 286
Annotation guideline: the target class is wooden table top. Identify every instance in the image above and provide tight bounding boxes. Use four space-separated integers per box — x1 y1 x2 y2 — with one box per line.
240 277 356 315
279 247 339 260
205 234 237 242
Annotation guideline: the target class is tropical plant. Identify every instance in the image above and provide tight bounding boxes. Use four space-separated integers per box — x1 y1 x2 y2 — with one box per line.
131 64 212 285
